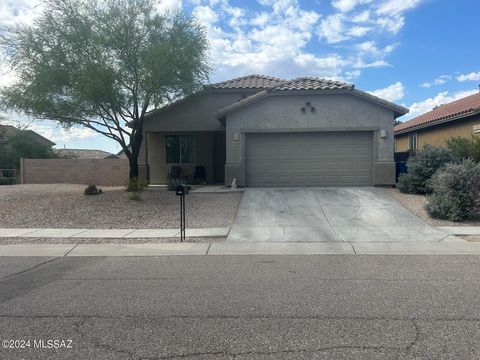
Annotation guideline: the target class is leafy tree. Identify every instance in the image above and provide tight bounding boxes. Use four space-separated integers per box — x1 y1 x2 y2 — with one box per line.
0 127 58 169
0 0 210 179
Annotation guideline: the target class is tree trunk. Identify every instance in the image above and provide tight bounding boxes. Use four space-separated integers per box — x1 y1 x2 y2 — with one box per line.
128 127 143 180
128 155 138 179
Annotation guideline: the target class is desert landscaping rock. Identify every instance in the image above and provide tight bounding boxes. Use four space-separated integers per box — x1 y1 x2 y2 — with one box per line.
0 184 241 229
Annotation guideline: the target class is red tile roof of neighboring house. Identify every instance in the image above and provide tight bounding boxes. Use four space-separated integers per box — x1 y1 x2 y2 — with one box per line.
395 92 480 133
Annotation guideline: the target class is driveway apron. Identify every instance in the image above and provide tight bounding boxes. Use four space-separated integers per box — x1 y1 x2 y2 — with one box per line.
227 187 448 243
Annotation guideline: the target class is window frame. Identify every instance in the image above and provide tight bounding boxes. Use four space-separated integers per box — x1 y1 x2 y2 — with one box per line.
165 134 196 164
409 133 417 151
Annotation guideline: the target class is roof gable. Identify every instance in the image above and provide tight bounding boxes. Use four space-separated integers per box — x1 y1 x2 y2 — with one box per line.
216 77 408 119
395 92 480 133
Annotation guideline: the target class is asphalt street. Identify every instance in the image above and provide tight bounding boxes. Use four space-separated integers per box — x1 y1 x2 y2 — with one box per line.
1 255 480 359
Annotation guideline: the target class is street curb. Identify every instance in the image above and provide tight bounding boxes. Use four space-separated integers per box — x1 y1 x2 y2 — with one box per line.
1 241 480 257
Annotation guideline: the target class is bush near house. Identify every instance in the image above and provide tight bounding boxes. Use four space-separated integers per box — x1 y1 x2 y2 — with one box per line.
397 145 454 194
84 185 103 195
426 160 480 221
446 136 480 163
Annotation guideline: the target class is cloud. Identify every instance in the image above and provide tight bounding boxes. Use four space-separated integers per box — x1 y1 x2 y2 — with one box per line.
332 0 374 13
318 14 349 43
376 0 423 16
318 0 423 43
456 71 480 82
155 0 182 14
191 0 408 82
420 74 451 88
405 89 478 119
368 82 404 102
0 0 42 28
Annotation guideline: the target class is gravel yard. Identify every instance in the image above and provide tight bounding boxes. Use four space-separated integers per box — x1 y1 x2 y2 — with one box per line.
0 184 241 229
387 188 480 227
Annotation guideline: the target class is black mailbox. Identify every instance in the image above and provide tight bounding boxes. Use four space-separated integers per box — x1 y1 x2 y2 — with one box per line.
175 184 191 196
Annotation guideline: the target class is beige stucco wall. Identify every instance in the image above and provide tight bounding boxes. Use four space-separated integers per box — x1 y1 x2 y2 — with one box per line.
395 115 480 152
147 132 217 184
395 134 409 152
21 158 129 186
139 90 253 183
224 93 397 186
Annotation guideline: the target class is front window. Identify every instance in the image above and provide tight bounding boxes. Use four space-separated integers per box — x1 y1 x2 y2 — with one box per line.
166 135 195 163
409 133 417 151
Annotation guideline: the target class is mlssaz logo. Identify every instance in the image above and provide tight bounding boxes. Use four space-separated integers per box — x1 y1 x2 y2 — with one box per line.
34 339 73 349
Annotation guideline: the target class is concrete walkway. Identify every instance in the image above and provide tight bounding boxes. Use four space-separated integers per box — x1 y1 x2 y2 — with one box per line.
227 188 452 243
1 237 480 256
0 227 230 238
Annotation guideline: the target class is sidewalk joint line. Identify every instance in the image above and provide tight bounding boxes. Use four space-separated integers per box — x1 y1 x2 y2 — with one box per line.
64 244 79 257
18 229 42 237
69 229 90 238
122 229 138 238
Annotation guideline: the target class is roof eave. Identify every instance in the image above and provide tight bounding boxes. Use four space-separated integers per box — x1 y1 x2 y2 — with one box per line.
351 89 409 118
215 90 269 119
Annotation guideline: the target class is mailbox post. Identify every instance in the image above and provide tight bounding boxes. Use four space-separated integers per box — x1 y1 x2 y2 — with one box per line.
175 184 190 242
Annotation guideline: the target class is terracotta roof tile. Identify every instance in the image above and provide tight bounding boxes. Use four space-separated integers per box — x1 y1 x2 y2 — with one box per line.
208 74 288 89
395 92 480 133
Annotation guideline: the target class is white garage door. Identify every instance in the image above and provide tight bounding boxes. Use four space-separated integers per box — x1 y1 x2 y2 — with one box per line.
246 132 373 187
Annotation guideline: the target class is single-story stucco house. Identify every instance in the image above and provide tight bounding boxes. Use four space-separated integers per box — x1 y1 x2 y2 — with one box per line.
138 74 408 187
395 91 480 152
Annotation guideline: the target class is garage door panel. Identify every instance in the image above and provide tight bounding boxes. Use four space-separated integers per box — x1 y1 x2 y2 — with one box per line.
246 132 372 187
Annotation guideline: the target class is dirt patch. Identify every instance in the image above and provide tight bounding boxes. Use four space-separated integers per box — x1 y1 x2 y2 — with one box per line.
459 235 480 242
386 188 480 227
0 184 241 229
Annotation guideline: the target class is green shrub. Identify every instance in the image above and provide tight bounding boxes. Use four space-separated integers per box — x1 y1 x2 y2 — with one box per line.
126 177 146 192
84 184 102 195
426 159 480 221
446 136 480 163
397 145 454 194
127 191 141 201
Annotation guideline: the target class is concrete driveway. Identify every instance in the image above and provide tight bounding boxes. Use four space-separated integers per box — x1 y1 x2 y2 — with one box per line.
227 188 448 243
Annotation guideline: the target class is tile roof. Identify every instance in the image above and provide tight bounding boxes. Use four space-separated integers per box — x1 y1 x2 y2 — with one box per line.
56 148 118 159
274 77 354 91
395 92 480 133
215 76 407 118
208 74 288 89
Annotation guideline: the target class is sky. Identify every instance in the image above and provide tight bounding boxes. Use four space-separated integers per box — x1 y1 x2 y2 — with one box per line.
1 0 479 153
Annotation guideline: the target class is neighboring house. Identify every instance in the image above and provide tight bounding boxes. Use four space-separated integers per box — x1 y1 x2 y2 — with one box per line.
56 148 119 159
139 74 408 187
0 124 55 147
394 92 480 152
116 146 129 159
